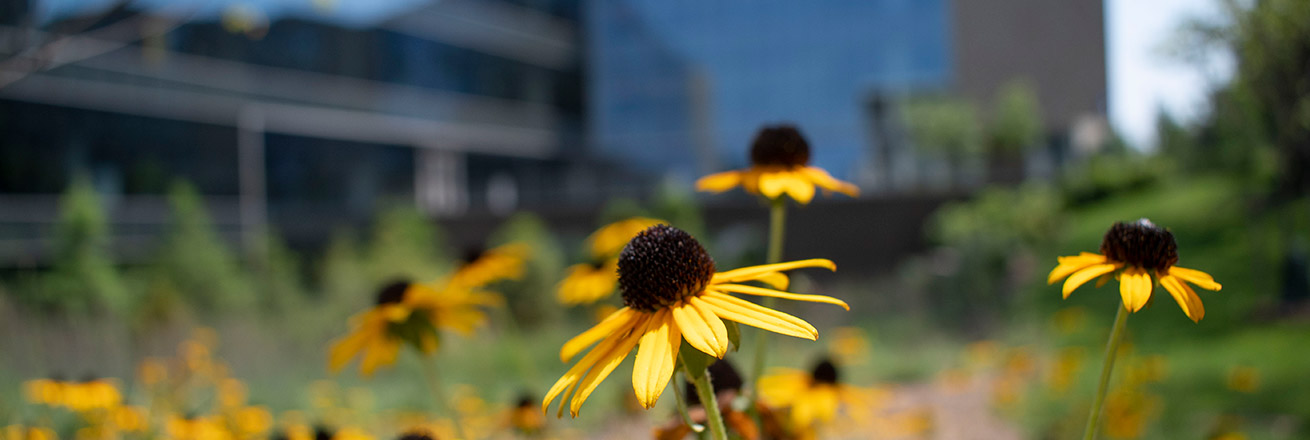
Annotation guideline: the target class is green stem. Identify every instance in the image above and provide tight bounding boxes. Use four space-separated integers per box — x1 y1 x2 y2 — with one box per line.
1082 303 1130 440
683 358 728 440
419 354 473 440
749 199 788 402
671 372 706 437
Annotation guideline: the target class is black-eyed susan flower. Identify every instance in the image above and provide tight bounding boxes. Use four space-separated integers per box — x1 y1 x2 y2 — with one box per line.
507 393 545 436
758 358 872 430
328 281 438 376
1048 219 1222 322
166 415 230 440
62 376 123 412
556 259 618 305
543 225 848 417
696 125 858 204
448 242 531 290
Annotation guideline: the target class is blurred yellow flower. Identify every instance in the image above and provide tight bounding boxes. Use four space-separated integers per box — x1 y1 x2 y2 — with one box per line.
23 378 63 406
1049 219 1221 322
3 425 57 440
112 406 149 433
1046 347 1085 393
828 327 871 366
62 378 122 412
586 217 665 260
328 281 437 376
555 259 618 305
1226 366 1261 393
166 415 230 440
696 125 858 204
508 394 545 435
758 359 871 430
448 242 531 290
544 225 847 417
1102 389 1160 440
138 357 170 387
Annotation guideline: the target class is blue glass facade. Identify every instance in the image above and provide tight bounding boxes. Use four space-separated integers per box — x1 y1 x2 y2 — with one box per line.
588 0 952 179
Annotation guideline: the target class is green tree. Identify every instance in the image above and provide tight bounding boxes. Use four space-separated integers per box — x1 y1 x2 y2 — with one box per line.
364 204 449 283
35 177 130 314
902 95 982 186
154 181 254 312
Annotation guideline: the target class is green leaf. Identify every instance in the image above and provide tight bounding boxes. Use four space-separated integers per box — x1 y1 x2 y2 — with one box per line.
725 321 741 352
678 342 714 379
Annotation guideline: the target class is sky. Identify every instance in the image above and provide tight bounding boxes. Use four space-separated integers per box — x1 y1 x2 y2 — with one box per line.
1107 0 1234 150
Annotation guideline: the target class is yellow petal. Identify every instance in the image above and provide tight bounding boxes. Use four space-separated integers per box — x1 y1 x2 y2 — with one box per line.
1047 253 1108 284
712 283 849 310
781 173 815 204
754 272 790 290
800 166 859 196
711 259 837 284
327 328 371 373
560 307 636 362
569 315 649 417
688 297 731 352
1095 272 1113 288
758 172 791 199
631 310 680 409
697 293 816 340
1062 263 1119 298
1119 267 1153 312
543 313 647 415
671 302 725 358
1166 266 1222 291
1161 275 1205 322
695 171 745 193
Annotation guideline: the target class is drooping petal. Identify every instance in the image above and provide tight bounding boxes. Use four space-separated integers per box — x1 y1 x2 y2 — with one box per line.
711 259 837 284
780 173 816 204
758 172 789 199
1048 253 1108 284
569 315 651 416
1062 263 1120 298
1161 275 1205 322
800 167 859 196
687 297 731 352
1166 266 1222 291
631 310 680 409
698 293 816 340
695 171 744 193
757 371 809 407
1119 267 1153 312
712 283 850 310
359 339 400 377
543 312 648 415
1096 272 1113 288
671 302 725 358
560 307 636 362
327 327 372 373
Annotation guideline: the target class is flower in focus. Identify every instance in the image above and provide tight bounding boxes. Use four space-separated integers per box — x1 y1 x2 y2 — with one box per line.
1048 219 1222 322
696 125 858 204
758 358 870 430
448 242 531 290
543 225 848 417
557 217 664 306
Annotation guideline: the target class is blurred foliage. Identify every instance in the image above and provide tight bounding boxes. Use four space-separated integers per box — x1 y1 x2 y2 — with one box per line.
248 228 308 314
901 94 983 159
153 181 254 313
987 80 1045 153
649 177 706 240
487 212 565 328
364 204 449 283
1059 151 1166 206
25 176 131 314
318 229 370 307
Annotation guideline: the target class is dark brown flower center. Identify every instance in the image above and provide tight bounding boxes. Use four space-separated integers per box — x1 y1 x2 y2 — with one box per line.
749 125 811 167
618 225 715 312
375 280 410 305
810 359 839 385
397 432 435 440
685 359 743 406
462 246 485 264
1099 219 1178 271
